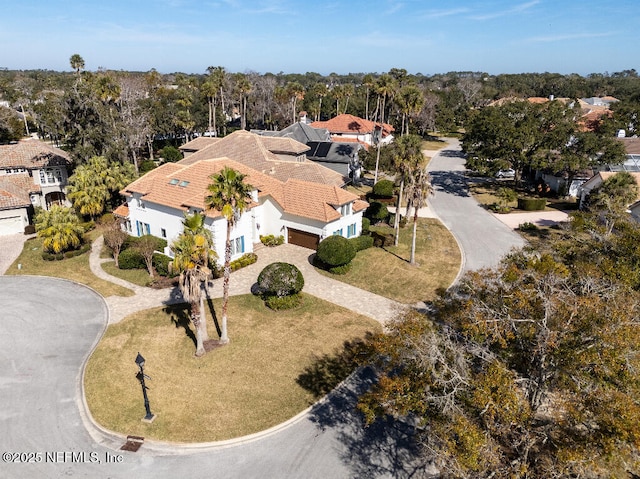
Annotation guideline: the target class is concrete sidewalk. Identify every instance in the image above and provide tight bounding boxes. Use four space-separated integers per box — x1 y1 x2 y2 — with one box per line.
90 236 405 326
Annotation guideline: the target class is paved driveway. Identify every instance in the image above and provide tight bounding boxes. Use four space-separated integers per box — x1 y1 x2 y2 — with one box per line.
0 234 30 274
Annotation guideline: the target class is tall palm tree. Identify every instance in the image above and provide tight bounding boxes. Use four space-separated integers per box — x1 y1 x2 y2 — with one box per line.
392 135 426 246
171 234 209 356
398 85 425 136
35 205 85 254
405 167 433 265
205 167 253 344
362 74 375 120
69 54 85 75
233 73 252 130
373 74 397 184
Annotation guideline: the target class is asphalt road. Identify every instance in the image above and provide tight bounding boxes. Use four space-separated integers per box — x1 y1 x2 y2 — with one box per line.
427 138 526 273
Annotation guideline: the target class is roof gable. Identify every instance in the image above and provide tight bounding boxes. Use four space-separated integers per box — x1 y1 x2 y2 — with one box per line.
0 139 71 169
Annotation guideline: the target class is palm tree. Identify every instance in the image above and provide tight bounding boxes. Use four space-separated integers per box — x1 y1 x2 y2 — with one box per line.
405 167 433 265
392 135 426 246
69 54 85 75
373 74 397 184
170 212 217 356
397 85 425 136
286 82 305 124
35 205 85 254
205 167 253 344
233 73 252 130
362 74 375 120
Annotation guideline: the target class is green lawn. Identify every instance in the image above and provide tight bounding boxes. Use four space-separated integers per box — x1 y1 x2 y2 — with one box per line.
320 218 461 304
6 232 134 298
84 294 380 442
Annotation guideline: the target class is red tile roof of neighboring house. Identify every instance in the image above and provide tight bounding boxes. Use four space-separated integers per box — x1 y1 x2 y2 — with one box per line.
113 203 129 217
179 137 222 151
0 138 71 169
178 130 344 187
121 158 365 223
311 114 394 137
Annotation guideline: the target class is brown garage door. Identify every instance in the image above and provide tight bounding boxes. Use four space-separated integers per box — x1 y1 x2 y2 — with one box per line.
288 228 320 250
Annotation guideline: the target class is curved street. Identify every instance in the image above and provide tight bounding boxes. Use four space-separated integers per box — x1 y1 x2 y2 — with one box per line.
0 138 529 478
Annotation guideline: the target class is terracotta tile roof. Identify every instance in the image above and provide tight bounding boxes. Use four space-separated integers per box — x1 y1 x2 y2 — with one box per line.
179 137 222 151
113 204 129 217
177 130 344 187
121 159 364 224
311 114 394 137
0 138 71 169
0 174 35 209
258 136 310 155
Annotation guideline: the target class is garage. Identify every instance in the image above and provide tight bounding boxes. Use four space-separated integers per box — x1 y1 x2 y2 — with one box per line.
0 216 24 236
287 228 320 250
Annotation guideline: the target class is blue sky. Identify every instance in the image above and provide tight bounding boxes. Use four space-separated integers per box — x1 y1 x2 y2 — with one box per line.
1 0 638 76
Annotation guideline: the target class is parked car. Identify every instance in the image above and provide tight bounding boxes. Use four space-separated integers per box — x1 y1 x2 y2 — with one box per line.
496 168 515 179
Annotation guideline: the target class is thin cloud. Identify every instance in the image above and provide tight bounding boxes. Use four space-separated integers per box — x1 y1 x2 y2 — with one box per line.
384 2 405 15
471 0 540 21
525 31 615 43
420 7 469 19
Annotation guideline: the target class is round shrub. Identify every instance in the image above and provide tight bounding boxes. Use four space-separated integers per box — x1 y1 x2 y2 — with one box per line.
118 248 145 270
365 201 389 222
316 235 356 267
257 262 304 297
372 179 395 197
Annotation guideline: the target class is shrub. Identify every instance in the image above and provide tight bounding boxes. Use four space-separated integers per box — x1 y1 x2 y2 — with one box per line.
229 252 258 271
518 222 539 231
159 145 182 163
349 235 374 252
264 293 303 310
257 262 305 297
372 179 395 198
24 224 36 235
316 235 356 267
365 201 389 222
153 253 176 277
361 217 370 234
518 197 546 211
118 248 146 269
259 234 284 247
123 235 166 252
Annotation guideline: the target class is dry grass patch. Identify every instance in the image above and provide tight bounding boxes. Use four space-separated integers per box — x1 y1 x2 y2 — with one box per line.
6 235 133 298
84 293 380 442
319 218 460 304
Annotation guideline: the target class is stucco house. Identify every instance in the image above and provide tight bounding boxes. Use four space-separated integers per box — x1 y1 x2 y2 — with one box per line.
578 171 640 208
116 156 368 263
310 114 394 148
0 138 72 235
252 121 364 179
178 130 346 186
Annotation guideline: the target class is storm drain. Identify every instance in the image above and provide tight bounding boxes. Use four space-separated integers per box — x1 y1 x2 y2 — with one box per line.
120 435 144 452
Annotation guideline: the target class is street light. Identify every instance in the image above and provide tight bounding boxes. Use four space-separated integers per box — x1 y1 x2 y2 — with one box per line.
135 352 156 423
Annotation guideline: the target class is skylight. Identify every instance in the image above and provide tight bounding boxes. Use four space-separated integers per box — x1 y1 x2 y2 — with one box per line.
179 180 190 187
169 178 179 185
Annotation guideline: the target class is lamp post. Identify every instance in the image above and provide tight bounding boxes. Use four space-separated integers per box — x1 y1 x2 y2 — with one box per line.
135 352 156 423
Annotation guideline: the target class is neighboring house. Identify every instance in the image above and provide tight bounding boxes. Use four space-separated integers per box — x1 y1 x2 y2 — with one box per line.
178 130 346 186
252 121 364 179
116 157 368 262
310 114 394 147
578 171 640 208
0 138 71 235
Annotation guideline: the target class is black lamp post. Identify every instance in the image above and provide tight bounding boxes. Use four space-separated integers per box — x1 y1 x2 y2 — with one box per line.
135 352 156 422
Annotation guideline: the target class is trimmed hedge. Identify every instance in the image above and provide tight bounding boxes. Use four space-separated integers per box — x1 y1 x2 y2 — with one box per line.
361 217 370 234
259 234 284 247
517 197 546 211
365 201 389 222
257 262 304 297
153 253 176 277
42 243 91 261
372 179 395 197
317 235 356 267
349 235 374 252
